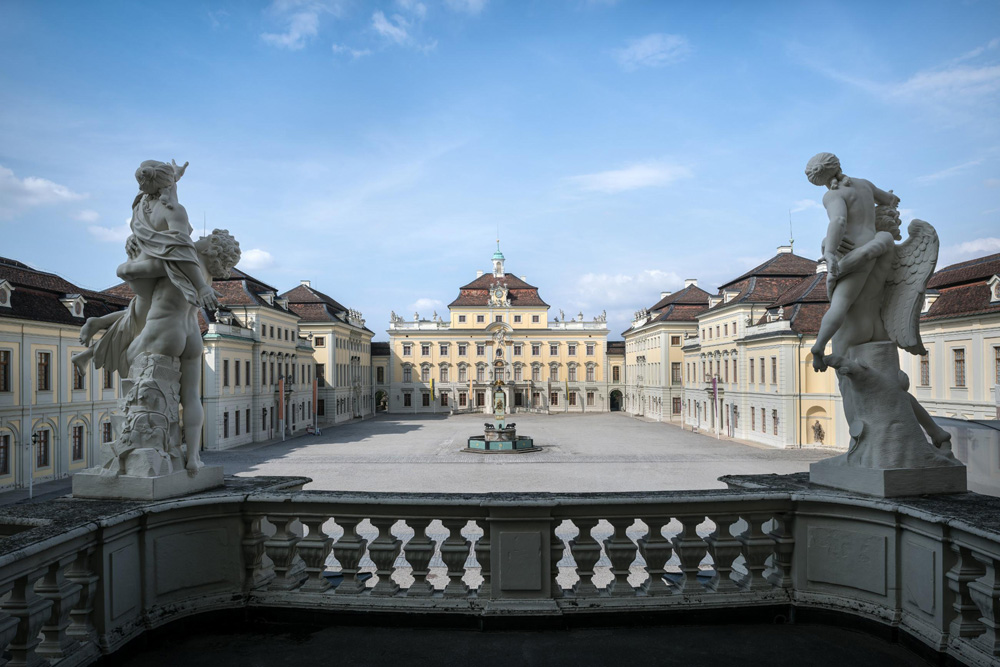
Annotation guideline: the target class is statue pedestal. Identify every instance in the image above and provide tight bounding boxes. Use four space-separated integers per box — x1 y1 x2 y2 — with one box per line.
810 455 966 498
72 465 224 501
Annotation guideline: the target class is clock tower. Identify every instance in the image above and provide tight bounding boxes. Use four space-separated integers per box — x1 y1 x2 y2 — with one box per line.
492 241 505 278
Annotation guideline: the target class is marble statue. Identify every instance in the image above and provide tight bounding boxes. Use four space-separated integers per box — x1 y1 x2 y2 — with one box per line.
805 153 964 496
811 420 825 445
72 161 239 499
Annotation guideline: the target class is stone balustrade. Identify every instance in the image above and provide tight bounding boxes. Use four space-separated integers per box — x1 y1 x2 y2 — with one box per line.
0 474 997 666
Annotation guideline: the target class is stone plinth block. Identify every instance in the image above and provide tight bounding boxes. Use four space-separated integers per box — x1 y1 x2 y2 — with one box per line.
810 455 967 498
72 465 224 501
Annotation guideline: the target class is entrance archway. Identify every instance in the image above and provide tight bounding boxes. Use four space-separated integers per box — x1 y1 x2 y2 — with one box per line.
610 390 623 412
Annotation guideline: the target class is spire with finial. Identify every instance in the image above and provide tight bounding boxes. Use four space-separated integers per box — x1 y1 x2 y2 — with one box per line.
492 234 505 277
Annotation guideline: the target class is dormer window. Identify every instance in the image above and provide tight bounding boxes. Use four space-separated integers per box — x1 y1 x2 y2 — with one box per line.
261 292 275 305
60 294 86 319
0 280 12 309
922 291 941 314
989 275 1000 304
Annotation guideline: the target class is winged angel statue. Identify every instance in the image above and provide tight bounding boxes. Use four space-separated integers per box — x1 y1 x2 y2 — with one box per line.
805 153 958 471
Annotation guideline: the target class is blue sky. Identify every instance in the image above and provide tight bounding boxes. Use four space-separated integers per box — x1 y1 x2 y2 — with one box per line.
1 1 998 339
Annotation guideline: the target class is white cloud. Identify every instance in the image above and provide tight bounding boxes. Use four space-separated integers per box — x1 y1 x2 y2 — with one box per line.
73 209 100 222
88 223 131 243
940 237 1000 266
566 161 692 194
396 0 427 19
332 43 372 59
373 10 412 45
613 33 691 71
916 159 984 184
409 298 444 316
261 1 342 50
444 0 487 14
240 248 276 270
575 269 682 308
790 199 821 213
0 164 87 219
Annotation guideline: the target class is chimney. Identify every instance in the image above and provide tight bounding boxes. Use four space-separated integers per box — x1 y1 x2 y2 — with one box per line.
660 291 671 299
476 270 484 278
684 279 698 288
816 260 827 274
300 279 311 287
777 245 793 254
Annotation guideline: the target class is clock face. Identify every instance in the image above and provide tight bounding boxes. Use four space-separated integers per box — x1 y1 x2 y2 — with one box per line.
494 287 504 297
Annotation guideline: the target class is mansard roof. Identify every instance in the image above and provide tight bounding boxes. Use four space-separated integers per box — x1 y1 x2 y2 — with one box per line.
449 272 549 308
923 252 1000 322
0 256 127 326
720 252 819 290
649 284 712 310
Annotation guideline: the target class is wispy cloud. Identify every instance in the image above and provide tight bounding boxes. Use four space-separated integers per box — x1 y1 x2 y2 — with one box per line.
240 248 276 270
261 1 341 50
916 159 984 184
88 221 130 243
566 161 692 194
790 198 821 213
940 236 1000 266
613 33 691 71
332 43 372 59
207 9 230 29
0 164 86 219
409 297 443 316
444 0 487 14
372 11 409 45
73 209 100 222
575 269 682 309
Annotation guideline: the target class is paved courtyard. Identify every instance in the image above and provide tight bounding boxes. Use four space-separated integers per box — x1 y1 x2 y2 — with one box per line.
204 412 836 493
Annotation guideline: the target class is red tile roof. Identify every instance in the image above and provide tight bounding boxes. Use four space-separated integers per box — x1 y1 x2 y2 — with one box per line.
927 253 1000 289
0 256 127 326
449 272 549 307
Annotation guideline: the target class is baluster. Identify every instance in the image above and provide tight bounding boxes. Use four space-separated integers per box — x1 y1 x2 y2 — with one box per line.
368 517 402 596
333 516 368 595
242 515 274 590
671 515 708 595
637 517 673 596
474 521 492 599
35 556 83 660
551 520 567 599
737 513 773 592
264 515 304 591
297 516 333 593
569 518 602 597
4 568 52 667
0 582 20 665
403 518 435 597
947 543 986 640
968 552 1000 657
604 517 638 597
440 519 472 598
65 547 98 643
766 512 795 589
705 514 742 593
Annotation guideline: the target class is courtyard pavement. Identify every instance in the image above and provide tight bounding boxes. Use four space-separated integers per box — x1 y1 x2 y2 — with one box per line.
203 412 837 493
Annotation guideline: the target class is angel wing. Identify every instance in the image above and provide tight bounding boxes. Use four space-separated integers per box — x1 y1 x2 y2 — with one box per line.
881 219 939 355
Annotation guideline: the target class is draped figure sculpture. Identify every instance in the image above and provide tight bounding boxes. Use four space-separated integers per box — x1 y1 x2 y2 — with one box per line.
72 161 239 495
804 153 964 495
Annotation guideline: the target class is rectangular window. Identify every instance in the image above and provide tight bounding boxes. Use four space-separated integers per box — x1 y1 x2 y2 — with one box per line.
376 366 385 384
404 393 412 407
532 315 539 323
440 367 449 382
223 360 230 387
549 392 558 406
421 343 430 356
671 363 682 384
671 336 681 346
37 352 51 391
613 366 620 382
247 409 251 432
568 392 577 406
458 344 468 356
724 360 729 383
568 366 577 382
550 366 559 381
549 344 558 356
995 346 1000 385
245 361 251 386
672 397 682 414
439 344 448 356
513 344 522 356
532 366 541 381
72 425 84 461
773 410 779 436
314 336 325 347
235 360 241 387
235 410 241 436
733 362 737 384
954 349 966 387
269 325 274 338
477 367 486 382
318 400 325 416
920 354 930 386
73 364 85 390
749 359 755 383
514 315 522 323
459 392 467 407
477 344 485 356
421 367 430 382
102 422 112 443
770 357 777 384
403 367 412 383
0 434 8 475
586 366 595 382
495 315 503 323
514 366 523 381
761 408 766 433
759 358 765 383
35 429 50 468
458 315 466 323
477 315 485 323
0 350 9 392
459 366 468 382
586 343 595 356
724 324 728 337
403 343 412 356
441 393 448 407
751 409 756 430
422 393 430 407
716 325 720 338
587 391 595 406
476 391 486 407
568 344 577 356
223 412 229 438
532 344 540 356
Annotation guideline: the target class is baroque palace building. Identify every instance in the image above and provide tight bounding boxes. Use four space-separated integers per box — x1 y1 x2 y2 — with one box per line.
0 257 129 492
385 247 614 413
